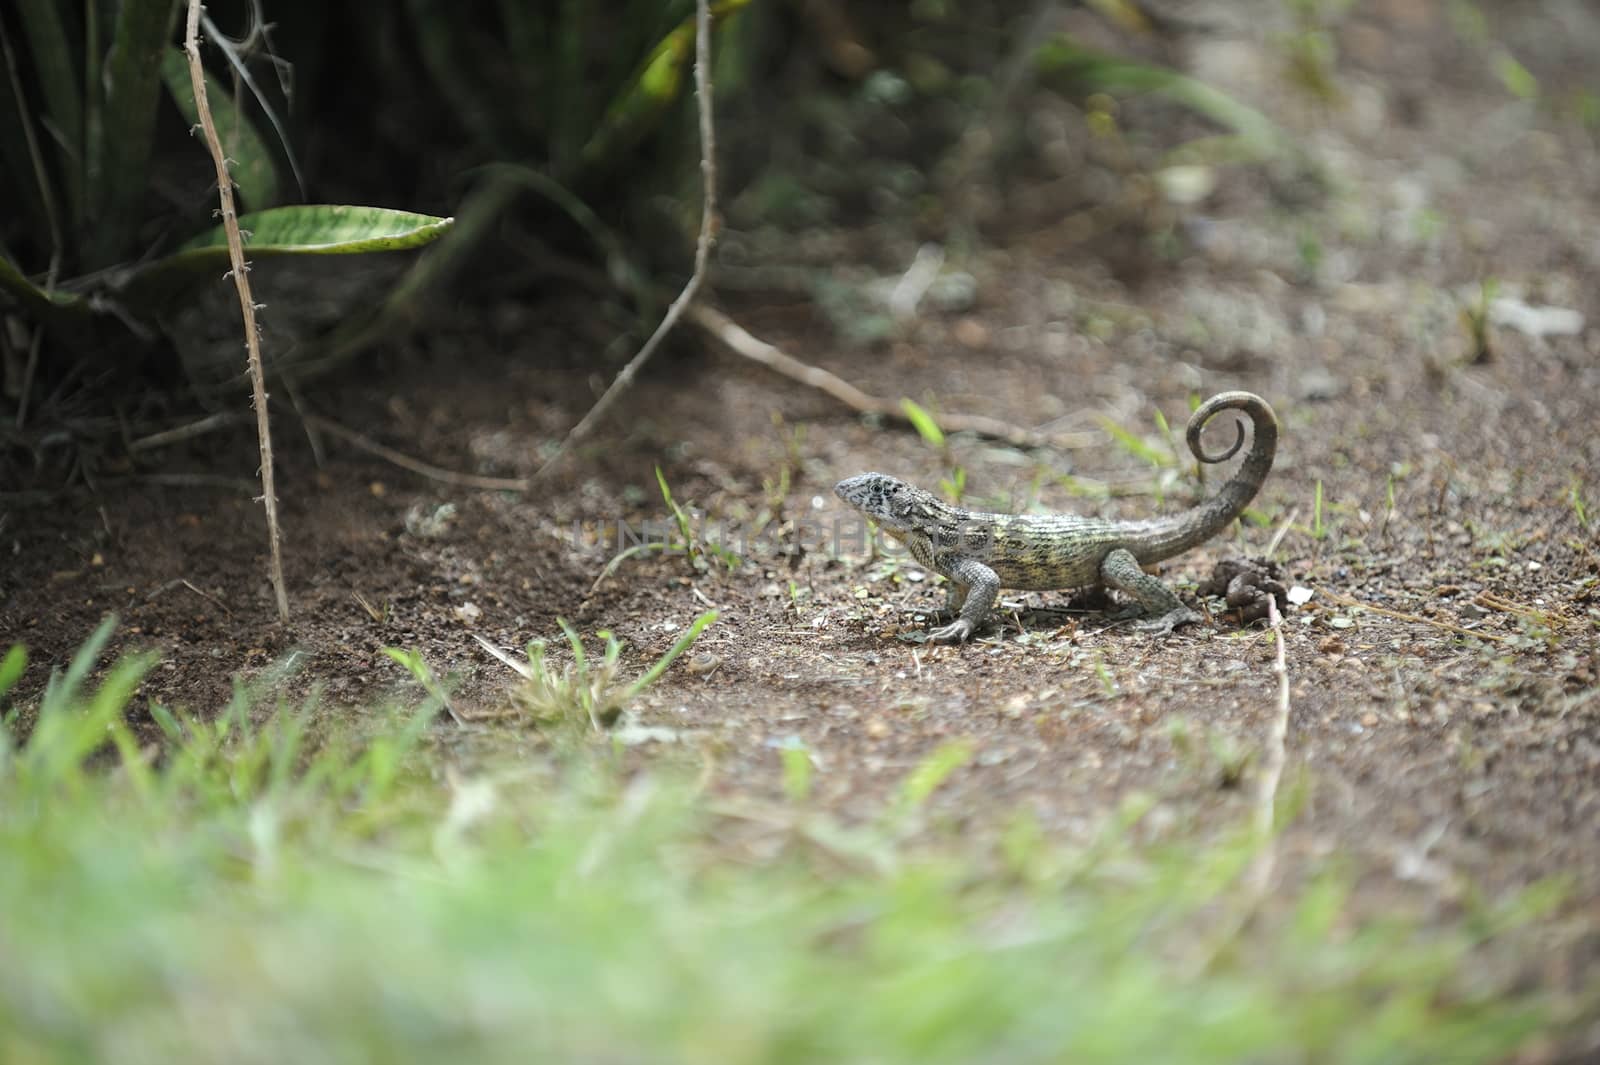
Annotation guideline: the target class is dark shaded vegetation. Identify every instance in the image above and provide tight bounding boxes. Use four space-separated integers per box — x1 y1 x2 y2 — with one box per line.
1 0 1316 491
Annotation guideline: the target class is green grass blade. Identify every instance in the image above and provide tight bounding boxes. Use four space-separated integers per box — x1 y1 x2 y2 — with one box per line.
895 739 973 812
27 651 156 782
1097 415 1172 468
558 618 589 677
622 610 718 698
655 466 695 548
0 644 27 700
899 397 947 450
42 613 119 717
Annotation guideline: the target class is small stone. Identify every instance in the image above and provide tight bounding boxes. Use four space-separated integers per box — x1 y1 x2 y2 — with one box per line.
953 317 989 350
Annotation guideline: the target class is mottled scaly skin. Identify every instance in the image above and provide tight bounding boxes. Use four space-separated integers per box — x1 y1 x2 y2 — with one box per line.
835 391 1278 643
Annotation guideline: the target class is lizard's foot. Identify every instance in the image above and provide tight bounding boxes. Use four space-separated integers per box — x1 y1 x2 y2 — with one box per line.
927 618 976 644
1132 606 1202 636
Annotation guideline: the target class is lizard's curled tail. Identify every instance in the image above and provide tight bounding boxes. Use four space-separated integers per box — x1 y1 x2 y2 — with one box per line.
1125 391 1279 565
1182 390 1278 540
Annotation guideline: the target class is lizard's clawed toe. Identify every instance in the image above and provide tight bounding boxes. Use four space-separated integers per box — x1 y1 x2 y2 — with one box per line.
1133 606 1202 636
927 619 975 644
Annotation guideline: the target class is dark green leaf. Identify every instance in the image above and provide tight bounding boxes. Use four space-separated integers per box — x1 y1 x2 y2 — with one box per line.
87 0 180 267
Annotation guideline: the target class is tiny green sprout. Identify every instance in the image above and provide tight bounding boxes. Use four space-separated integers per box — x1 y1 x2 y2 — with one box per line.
1492 51 1538 101
1569 478 1591 530
1461 278 1498 364
1098 416 1172 470
938 465 967 504
1312 480 1327 540
476 612 718 731
893 740 972 815
1297 228 1324 279
655 466 698 561
1381 472 1398 537
781 744 812 802
900 397 947 451
1093 654 1116 697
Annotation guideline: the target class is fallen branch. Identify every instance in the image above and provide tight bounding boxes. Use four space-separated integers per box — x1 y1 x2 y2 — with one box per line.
297 412 531 493
515 233 1091 455
1320 590 1513 644
128 411 248 453
185 0 288 620
529 0 718 485
686 304 1078 451
1473 590 1570 628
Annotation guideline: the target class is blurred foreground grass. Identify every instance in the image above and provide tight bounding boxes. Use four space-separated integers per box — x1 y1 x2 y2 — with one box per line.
0 622 1578 1064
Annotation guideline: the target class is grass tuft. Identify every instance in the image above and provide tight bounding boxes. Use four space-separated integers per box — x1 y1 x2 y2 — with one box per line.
0 627 1583 1063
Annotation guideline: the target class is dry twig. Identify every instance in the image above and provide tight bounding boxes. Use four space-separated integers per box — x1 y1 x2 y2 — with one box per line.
530 0 718 485
1264 506 1298 559
297 412 530 493
184 0 288 620
1244 596 1291 899
127 411 247 453
687 304 1066 451
1320 590 1513 644
1192 594 1294 976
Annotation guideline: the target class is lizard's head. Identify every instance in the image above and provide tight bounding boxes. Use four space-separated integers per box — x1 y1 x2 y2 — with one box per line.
834 473 939 535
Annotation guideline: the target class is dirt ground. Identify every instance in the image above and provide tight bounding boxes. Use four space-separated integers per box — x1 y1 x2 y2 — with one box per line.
4 0 1599 1002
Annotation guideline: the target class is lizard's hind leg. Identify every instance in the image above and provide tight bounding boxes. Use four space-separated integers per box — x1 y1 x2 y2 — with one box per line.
936 581 969 621
1099 548 1201 635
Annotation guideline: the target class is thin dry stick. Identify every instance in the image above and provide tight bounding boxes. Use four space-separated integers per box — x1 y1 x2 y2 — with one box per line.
1320 589 1513 644
1473 590 1569 627
530 0 718 485
1191 594 1293 977
184 0 288 620
298 412 531 493
1264 506 1299 559
128 411 247 453
687 304 1071 451
514 243 1090 454
1244 595 1291 899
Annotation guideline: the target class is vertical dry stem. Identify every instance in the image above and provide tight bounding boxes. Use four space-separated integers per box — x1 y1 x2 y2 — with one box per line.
183 0 288 619
531 0 718 484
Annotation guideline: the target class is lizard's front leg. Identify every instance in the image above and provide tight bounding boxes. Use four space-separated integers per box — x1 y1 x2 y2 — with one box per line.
1099 547 1201 635
928 556 1000 643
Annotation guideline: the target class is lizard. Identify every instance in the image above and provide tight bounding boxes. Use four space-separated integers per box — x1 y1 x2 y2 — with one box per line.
834 390 1278 643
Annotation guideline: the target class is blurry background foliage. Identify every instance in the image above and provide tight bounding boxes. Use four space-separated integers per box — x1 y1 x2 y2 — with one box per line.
1 0 1320 416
